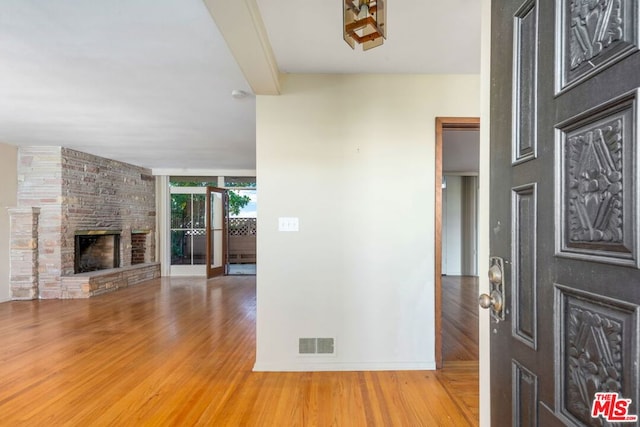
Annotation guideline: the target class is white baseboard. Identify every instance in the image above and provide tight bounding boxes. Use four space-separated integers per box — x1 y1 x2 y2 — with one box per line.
253 360 436 372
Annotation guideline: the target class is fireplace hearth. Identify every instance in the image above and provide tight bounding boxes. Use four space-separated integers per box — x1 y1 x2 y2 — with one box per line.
74 231 121 274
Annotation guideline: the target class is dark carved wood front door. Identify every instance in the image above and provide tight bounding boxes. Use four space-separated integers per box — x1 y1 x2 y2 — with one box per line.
489 0 640 425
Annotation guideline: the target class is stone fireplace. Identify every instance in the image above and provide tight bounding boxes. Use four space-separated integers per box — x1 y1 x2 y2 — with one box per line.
9 147 160 299
74 231 121 273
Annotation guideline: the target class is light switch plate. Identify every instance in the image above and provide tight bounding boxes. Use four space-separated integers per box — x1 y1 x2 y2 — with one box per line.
278 217 299 232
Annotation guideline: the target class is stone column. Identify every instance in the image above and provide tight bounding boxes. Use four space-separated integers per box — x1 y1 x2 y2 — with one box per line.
9 207 40 300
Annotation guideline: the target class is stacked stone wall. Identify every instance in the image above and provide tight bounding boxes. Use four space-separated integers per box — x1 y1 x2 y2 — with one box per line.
12 147 156 299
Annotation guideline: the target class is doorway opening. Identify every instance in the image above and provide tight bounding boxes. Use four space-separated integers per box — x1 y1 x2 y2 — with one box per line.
224 177 256 276
168 176 256 277
435 117 480 368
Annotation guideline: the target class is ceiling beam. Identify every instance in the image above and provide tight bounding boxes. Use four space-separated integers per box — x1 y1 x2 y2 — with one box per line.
203 0 281 95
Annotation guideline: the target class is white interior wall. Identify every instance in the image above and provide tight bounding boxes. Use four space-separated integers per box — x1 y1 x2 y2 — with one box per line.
0 143 18 302
255 74 480 371
442 175 463 275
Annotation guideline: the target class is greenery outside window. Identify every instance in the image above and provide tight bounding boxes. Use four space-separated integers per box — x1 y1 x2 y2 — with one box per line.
170 191 206 265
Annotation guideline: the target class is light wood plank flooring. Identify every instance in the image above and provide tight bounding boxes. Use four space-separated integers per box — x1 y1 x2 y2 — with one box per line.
0 276 478 426
442 275 480 362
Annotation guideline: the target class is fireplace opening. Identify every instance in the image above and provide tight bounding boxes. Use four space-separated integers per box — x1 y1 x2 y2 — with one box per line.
74 231 121 274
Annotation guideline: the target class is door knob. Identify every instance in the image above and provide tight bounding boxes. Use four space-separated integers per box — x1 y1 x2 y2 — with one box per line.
478 290 503 312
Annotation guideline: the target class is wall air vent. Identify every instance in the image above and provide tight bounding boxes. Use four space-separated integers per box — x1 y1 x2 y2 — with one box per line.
317 338 334 354
298 338 335 355
299 338 316 354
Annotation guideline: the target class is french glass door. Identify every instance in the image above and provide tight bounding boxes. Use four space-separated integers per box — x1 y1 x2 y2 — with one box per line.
206 187 228 278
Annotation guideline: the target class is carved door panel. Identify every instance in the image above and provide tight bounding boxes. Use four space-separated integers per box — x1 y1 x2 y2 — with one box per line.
490 0 640 425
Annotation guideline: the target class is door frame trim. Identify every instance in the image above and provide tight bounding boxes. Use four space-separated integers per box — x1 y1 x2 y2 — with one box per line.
435 116 480 368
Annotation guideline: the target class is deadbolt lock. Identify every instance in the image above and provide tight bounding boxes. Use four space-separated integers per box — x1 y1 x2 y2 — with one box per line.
488 264 502 285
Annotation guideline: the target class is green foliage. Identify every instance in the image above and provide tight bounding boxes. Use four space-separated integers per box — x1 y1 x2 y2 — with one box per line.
170 180 215 187
169 182 251 218
228 190 251 216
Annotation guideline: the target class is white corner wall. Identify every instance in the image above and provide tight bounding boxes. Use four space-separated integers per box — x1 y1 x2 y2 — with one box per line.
255 74 480 371
0 143 18 302
479 0 493 425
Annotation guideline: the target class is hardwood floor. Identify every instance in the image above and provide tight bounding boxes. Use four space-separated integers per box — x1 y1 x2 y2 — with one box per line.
442 275 480 362
0 276 478 426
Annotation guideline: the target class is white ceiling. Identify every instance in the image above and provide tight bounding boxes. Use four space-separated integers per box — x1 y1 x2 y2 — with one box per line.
256 0 481 74
0 0 481 171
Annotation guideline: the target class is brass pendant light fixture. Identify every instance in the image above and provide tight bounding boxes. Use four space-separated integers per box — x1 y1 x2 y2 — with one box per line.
343 0 386 50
